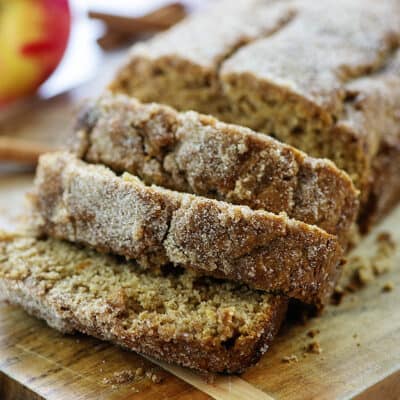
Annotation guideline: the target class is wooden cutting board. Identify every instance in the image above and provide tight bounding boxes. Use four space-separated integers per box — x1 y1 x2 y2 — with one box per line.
0 172 400 400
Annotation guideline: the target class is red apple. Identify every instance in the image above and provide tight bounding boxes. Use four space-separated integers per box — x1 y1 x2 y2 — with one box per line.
0 0 71 106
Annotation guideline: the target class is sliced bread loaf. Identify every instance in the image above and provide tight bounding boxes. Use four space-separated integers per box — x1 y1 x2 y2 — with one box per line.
110 0 400 231
73 93 359 242
31 152 342 305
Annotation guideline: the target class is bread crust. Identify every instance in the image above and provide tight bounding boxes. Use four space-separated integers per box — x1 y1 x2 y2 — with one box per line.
109 0 296 116
31 152 342 305
110 0 400 228
73 94 359 243
0 233 288 373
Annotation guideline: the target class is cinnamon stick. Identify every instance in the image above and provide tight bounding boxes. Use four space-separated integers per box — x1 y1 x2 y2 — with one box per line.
0 137 58 165
89 3 186 35
96 29 132 51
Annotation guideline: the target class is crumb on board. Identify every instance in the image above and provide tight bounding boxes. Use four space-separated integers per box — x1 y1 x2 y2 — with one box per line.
372 254 393 276
282 354 299 363
305 341 322 354
331 231 397 304
331 286 345 305
307 329 320 338
101 367 163 386
372 232 396 276
354 257 374 285
146 370 163 384
152 374 163 384
382 281 394 292
102 370 136 385
376 232 396 248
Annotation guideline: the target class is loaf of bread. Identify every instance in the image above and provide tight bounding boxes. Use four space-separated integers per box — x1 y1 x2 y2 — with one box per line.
0 232 288 373
110 0 400 231
73 93 359 242
31 152 342 305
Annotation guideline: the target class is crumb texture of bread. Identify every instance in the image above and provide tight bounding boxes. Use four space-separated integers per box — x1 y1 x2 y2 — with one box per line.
110 0 400 230
0 232 288 373
73 93 359 242
31 152 342 305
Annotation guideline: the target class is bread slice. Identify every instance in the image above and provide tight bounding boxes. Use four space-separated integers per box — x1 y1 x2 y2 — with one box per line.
73 93 359 243
31 152 342 305
110 0 400 231
0 232 288 373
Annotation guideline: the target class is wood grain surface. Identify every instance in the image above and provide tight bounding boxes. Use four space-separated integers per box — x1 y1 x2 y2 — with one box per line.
0 171 400 400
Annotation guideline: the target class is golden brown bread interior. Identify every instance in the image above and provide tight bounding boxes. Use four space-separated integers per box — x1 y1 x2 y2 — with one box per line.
72 93 359 244
30 152 343 305
0 232 288 373
110 0 400 231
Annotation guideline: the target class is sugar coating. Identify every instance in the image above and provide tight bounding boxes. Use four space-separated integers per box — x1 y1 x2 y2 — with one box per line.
31 152 342 305
110 0 400 231
0 232 288 373
73 93 359 243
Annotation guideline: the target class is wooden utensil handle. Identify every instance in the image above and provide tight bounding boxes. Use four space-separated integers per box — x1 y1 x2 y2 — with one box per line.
0 137 57 165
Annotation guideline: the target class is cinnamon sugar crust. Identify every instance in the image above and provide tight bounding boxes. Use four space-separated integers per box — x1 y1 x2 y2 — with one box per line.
31 152 342 305
110 0 400 230
72 94 359 243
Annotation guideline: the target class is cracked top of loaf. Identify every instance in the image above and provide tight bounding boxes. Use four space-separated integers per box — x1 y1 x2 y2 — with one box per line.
110 0 400 201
